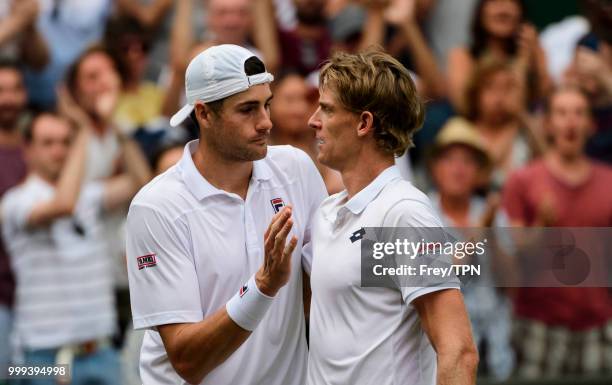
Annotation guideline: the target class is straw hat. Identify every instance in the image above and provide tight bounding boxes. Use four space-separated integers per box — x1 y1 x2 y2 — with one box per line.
429 117 492 170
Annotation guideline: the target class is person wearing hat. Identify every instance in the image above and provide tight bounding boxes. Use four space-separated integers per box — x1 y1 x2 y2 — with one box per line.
427 116 515 380
125 44 327 385
428 117 494 228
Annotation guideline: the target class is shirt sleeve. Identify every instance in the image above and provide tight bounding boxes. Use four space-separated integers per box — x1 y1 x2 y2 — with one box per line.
294 149 328 275
382 198 460 305
1 190 38 233
126 203 203 330
77 182 105 219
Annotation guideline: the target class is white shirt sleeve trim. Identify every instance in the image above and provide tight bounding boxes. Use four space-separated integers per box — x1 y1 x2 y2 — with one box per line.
404 285 460 305
133 310 203 330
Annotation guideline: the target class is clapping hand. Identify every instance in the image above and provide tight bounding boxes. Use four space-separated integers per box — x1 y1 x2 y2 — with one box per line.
256 207 298 297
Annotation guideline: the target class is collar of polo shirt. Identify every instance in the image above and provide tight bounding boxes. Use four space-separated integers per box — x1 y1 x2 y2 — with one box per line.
343 166 402 214
178 140 273 200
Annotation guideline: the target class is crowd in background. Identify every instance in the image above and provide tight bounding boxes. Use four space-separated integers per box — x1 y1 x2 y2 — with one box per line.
0 0 611 384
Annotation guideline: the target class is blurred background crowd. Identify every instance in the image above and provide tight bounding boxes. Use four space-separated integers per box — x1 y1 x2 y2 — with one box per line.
0 0 610 384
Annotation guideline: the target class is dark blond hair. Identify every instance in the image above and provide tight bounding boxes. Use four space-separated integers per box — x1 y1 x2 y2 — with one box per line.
319 48 424 157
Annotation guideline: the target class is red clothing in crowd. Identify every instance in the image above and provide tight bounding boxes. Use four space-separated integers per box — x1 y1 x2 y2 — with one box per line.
503 159 612 331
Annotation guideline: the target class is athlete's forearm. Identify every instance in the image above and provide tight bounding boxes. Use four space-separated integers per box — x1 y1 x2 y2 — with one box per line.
414 290 479 385
159 308 251 385
401 22 446 98
436 347 479 385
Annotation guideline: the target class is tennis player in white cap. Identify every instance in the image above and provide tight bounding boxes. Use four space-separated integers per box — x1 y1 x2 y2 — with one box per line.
126 44 327 385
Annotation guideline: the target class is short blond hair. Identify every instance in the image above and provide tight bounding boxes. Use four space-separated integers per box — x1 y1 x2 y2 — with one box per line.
319 48 424 156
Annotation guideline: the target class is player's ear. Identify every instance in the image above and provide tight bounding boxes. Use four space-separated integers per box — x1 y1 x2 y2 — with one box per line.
194 102 215 128
356 111 374 138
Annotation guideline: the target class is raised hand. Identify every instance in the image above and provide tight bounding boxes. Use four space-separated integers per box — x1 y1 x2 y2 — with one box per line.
535 193 557 227
477 192 500 228
11 0 39 27
384 0 416 26
256 206 298 296
516 23 538 64
94 71 121 123
56 85 93 130
359 0 392 11
575 46 607 78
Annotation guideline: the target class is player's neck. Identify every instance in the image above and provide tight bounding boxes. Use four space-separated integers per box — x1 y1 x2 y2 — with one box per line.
341 151 394 200
193 144 252 200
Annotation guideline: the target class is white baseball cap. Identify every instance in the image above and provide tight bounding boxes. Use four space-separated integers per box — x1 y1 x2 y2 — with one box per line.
170 44 274 127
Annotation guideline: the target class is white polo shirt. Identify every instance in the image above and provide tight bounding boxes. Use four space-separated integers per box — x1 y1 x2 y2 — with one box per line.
126 140 327 385
307 166 458 385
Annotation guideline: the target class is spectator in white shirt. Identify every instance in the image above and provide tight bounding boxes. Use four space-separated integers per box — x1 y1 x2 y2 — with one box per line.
1 110 149 385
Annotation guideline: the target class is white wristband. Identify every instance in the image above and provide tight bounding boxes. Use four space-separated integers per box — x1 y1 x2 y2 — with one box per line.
226 274 274 331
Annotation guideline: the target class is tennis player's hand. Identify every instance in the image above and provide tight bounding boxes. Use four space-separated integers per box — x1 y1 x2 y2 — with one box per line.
256 206 298 297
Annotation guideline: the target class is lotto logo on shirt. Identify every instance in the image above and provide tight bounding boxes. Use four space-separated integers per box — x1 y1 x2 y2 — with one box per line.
270 197 285 213
137 254 157 270
350 228 366 243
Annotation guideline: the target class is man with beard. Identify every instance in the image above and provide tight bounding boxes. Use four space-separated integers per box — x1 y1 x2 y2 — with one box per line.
126 45 327 385
503 87 612 377
0 59 27 377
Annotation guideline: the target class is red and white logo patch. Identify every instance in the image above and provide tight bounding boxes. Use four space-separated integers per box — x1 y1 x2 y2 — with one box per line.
239 283 249 297
137 254 157 270
270 197 285 214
